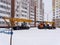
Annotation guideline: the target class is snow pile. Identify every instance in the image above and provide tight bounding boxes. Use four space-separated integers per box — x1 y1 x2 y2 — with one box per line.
0 28 60 45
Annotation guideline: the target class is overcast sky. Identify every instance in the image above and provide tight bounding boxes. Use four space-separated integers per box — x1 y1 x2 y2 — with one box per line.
43 0 53 21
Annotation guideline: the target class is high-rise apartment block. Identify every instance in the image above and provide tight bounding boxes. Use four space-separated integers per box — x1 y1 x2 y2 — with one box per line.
0 0 11 27
0 0 44 27
35 0 44 26
15 0 30 26
52 0 60 27
29 0 35 27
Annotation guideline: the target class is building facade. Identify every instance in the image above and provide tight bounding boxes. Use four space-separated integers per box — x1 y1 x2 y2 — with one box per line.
52 0 60 27
0 0 34 27
0 0 44 27
41 3 44 21
15 0 44 27
29 0 35 27
0 0 11 27
35 0 44 26
15 0 30 26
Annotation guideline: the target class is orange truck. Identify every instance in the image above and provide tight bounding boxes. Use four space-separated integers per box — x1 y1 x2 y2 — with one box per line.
38 21 56 29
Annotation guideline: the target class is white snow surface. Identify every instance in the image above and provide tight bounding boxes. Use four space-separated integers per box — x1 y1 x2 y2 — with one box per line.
0 28 60 45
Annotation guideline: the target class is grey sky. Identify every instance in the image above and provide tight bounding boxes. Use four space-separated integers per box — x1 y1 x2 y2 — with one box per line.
43 0 53 21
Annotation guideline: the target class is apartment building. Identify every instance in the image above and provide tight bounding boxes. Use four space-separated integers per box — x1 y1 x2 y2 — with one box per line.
29 0 44 27
52 0 60 27
14 0 30 26
15 0 44 27
0 0 11 27
15 0 29 19
29 0 35 27
0 0 34 27
35 0 44 26
41 3 44 21
0 0 44 27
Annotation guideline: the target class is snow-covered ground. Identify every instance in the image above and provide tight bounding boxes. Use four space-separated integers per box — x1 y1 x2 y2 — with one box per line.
0 28 60 45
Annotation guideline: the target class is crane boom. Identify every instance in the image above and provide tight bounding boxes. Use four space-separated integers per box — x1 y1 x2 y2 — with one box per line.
0 16 32 27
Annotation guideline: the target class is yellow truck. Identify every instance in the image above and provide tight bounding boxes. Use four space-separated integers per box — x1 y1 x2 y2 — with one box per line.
0 16 32 30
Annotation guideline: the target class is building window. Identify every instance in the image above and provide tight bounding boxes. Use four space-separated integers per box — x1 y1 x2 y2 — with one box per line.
25 15 27 17
53 14 55 16
0 5 11 10
0 10 10 15
16 14 19 17
21 10 27 13
56 14 58 15
0 0 11 5
56 6 58 8
22 5 27 10
21 14 24 17
30 14 34 16
56 11 58 13
16 9 19 12
16 5 19 9
31 10 34 13
21 14 27 17
56 16 58 18
22 2 27 6
30 17 34 19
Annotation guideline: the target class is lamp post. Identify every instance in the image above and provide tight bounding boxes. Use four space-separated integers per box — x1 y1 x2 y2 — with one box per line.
34 1 36 27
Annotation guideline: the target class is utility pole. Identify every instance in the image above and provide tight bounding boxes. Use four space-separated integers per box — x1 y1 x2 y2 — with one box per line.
11 0 15 26
34 2 36 27
10 0 15 45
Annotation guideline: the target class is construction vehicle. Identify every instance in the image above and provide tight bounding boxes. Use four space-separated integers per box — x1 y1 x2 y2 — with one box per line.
38 21 56 29
0 16 32 30
0 0 32 30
